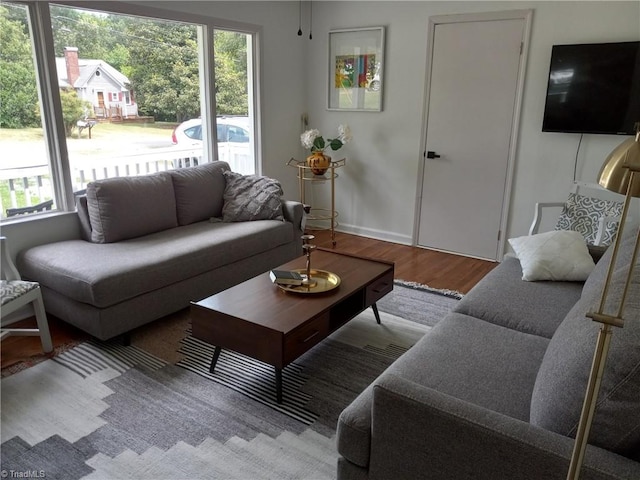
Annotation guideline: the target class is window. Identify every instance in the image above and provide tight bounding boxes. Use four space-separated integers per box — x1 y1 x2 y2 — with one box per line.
213 30 255 174
0 1 259 220
228 126 249 143
0 3 56 218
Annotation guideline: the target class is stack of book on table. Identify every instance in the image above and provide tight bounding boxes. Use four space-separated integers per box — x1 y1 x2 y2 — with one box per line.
270 270 304 286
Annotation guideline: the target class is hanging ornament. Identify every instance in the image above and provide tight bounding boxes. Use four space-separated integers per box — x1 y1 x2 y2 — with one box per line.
309 0 313 39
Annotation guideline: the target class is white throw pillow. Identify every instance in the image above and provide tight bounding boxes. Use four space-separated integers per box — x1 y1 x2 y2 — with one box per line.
508 230 596 281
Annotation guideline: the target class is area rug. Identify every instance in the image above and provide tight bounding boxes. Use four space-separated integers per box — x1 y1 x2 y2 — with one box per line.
0 282 460 480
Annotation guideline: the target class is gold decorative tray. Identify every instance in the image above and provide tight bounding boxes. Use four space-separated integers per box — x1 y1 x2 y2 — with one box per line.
277 269 341 294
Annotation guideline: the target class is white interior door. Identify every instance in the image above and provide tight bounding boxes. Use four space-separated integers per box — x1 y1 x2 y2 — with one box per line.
416 13 529 260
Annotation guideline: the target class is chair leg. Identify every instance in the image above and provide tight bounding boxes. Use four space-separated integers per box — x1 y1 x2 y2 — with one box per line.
33 292 53 353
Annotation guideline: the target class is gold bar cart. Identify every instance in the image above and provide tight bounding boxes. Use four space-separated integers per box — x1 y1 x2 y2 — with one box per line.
287 157 345 246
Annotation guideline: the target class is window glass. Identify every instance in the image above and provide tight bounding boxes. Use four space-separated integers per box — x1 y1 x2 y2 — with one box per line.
0 3 56 219
1 3 259 220
214 30 255 174
50 5 204 191
228 126 249 143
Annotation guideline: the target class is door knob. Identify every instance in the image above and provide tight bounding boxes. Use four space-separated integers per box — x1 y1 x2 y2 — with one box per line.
426 151 441 159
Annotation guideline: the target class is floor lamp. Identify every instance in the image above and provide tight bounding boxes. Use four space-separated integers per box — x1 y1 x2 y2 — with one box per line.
567 130 640 480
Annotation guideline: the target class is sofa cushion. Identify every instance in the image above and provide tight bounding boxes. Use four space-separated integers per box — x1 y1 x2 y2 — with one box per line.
18 220 295 308
581 226 636 301
337 313 550 467
453 256 583 338
508 230 595 281
530 245 640 458
86 173 178 243
222 171 284 222
168 161 229 225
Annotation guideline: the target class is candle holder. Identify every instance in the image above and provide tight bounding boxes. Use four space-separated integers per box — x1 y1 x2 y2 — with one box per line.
301 234 317 287
275 234 341 294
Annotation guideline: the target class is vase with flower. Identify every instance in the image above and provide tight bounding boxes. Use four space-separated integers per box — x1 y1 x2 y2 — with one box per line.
300 124 352 175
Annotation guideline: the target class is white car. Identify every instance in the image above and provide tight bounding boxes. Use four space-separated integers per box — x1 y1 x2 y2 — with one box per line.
171 116 254 174
171 116 251 145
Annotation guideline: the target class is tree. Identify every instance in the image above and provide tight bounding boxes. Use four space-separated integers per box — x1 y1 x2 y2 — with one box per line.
214 31 248 116
215 52 248 116
125 19 200 122
0 5 40 128
2 4 252 127
58 89 92 137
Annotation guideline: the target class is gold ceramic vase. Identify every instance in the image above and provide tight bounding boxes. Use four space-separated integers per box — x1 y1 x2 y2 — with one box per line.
306 151 331 175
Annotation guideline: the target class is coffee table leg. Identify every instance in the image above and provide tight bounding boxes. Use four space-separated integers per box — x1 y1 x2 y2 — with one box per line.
372 303 382 324
275 368 283 404
209 346 222 373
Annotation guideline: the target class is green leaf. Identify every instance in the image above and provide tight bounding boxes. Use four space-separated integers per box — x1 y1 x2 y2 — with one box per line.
313 137 325 150
329 139 343 151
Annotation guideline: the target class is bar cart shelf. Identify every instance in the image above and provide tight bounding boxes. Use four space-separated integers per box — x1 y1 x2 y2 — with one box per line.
287 157 345 246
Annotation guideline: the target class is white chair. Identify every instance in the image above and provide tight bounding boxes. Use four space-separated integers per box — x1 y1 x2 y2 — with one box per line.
528 181 624 247
1 236 53 353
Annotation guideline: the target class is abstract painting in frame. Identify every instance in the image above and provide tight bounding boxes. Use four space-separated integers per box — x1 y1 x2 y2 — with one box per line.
328 27 385 112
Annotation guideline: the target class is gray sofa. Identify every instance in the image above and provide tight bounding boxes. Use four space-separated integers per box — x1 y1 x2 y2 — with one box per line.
337 228 640 479
17 161 304 341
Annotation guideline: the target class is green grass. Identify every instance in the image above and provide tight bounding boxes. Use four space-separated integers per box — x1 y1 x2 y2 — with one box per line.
72 121 176 140
0 121 176 142
0 127 44 142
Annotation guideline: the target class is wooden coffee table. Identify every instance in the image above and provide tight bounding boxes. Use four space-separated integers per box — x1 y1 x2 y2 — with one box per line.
190 249 394 403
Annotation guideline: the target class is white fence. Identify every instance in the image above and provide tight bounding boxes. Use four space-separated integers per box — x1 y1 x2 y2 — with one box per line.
1 145 254 217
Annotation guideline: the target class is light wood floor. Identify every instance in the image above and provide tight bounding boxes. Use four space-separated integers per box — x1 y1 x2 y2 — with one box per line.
1 231 497 370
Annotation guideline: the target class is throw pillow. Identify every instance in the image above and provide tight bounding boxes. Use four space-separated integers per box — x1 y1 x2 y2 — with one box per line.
222 171 284 222
555 192 623 246
508 230 595 281
86 173 178 243
168 161 229 225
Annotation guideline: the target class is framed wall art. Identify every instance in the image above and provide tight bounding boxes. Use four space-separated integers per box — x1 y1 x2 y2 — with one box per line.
328 27 385 112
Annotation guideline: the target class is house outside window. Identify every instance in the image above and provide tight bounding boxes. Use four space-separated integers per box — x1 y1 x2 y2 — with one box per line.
0 1 258 220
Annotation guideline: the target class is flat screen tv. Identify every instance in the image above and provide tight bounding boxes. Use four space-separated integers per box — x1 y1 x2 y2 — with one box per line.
542 41 640 135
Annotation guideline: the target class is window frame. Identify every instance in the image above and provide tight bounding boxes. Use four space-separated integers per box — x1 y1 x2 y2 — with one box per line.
4 0 262 222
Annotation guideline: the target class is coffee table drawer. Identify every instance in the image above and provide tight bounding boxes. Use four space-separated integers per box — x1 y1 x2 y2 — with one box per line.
365 271 394 305
284 313 330 364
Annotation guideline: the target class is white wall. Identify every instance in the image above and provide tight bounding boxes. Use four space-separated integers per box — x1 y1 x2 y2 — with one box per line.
304 1 639 249
4 1 639 260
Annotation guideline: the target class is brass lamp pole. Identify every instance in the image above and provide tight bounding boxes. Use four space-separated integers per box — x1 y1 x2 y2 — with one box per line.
567 130 640 479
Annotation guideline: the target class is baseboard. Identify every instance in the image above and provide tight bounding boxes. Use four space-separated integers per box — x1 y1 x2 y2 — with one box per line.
335 223 413 245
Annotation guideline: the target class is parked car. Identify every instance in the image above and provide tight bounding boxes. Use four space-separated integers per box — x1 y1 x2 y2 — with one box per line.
171 116 251 145
171 116 254 174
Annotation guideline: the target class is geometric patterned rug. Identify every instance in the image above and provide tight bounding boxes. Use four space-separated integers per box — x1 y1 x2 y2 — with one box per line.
0 283 459 479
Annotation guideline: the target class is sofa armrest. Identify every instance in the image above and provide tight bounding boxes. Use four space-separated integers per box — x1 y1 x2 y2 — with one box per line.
367 374 640 480
282 200 304 232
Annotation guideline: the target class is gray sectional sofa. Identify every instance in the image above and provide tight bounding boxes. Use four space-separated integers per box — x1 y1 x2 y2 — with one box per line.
17 161 304 340
337 228 640 479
